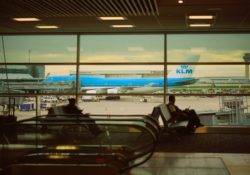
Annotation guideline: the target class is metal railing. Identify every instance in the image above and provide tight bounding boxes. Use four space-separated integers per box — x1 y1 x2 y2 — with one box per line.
1 114 160 174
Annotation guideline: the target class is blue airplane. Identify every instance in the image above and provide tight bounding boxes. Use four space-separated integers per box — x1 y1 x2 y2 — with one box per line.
44 55 199 94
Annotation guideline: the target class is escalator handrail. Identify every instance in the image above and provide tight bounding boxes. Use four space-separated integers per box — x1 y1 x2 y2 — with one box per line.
18 114 161 137
5 115 159 173
18 119 158 143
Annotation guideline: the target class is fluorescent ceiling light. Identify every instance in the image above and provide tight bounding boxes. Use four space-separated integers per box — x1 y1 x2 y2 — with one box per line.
189 24 211 27
99 17 126 20
178 0 183 4
188 15 214 19
36 25 59 29
13 18 40 21
111 25 134 28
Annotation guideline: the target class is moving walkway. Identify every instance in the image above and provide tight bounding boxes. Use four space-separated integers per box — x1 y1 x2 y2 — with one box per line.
0 114 160 175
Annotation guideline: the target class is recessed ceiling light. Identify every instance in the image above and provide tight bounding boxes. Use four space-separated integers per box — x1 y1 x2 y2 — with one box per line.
13 18 40 22
178 0 183 4
111 25 134 28
99 17 126 20
188 15 214 19
36 25 59 29
189 24 211 27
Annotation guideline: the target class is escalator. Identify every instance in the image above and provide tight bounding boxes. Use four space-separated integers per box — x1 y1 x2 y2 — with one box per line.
0 114 160 175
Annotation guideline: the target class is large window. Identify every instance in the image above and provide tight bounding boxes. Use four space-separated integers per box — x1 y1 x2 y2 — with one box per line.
166 34 250 126
0 34 249 126
167 34 250 62
167 65 249 94
79 65 164 95
0 65 76 94
80 35 164 63
173 96 250 126
1 35 77 63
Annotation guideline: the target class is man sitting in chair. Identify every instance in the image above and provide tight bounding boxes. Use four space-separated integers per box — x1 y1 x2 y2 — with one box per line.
48 98 102 136
167 95 204 132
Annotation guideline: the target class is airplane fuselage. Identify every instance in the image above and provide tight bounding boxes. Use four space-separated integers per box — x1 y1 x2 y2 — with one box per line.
45 75 196 87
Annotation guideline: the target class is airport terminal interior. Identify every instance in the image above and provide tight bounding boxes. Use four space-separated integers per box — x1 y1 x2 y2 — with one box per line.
1 0 250 175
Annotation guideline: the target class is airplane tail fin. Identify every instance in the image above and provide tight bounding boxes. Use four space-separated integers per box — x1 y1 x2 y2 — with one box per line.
168 54 200 78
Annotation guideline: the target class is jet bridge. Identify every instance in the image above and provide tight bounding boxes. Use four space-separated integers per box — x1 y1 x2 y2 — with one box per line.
0 114 160 175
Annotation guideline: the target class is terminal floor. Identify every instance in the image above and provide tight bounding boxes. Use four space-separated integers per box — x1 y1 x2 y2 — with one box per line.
128 129 250 175
127 152 250 175
156 127 250 153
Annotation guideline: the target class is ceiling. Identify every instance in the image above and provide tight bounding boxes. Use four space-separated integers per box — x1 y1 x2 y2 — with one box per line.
0 0 250 34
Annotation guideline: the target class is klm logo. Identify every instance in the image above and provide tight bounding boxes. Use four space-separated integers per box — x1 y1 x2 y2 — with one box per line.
176 65 193 74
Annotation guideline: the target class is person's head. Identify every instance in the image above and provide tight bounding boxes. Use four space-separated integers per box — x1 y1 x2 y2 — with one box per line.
169 95 175 104
68 98 76 106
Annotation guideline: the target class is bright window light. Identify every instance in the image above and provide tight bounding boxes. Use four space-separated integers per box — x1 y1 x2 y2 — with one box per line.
13 18 40 22
111 25 134 28
36 25 59 29
188 15 214 19
189 24 211 27
99 17 126 20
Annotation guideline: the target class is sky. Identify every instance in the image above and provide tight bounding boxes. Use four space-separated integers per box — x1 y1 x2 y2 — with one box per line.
0 34 250 77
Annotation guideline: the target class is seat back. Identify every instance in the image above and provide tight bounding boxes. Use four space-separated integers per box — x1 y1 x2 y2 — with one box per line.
157 104 172 127
151 104 172 128
150 106 162 126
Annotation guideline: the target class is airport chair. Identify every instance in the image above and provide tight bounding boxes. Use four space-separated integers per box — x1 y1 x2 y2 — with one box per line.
150 104 189 137
43 106 94 137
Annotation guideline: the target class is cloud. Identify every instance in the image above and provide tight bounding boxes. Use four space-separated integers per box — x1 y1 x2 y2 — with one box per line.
67 47 77 52
81 51 163 62
168 49 249 62
80 65 162 71
128 47 145 52
81 54 128 62
41 53 62 58
190 47 207 54
45 65 75 75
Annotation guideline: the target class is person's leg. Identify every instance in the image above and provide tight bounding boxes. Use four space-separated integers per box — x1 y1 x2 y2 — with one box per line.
177 113 195 133
187 109 203 127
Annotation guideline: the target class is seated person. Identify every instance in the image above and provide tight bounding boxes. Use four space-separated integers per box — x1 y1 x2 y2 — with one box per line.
48 98 102 136
167 95 204 132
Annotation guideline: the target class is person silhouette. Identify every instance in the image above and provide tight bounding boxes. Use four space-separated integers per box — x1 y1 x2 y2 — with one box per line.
167 95 204 132
48 98 102 136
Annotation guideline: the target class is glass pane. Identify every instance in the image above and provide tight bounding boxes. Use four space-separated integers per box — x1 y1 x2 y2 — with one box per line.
79 65 164 95
0 96 36 121
40 95 76 116
80 35 164 62
167 95 250 126
1 35 77 63
167 34 250 62
1 65 76 94
167 65 249 94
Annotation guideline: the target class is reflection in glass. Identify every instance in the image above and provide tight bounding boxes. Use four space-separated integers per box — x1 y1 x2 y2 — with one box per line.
80 35 164 62
167 34 250 62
